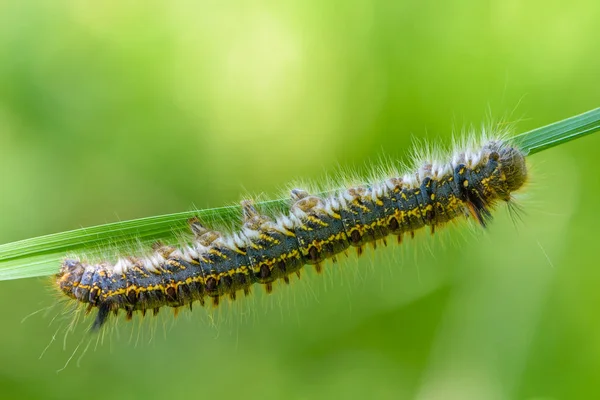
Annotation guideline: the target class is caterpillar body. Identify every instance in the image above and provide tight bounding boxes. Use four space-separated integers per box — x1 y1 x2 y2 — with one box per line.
56 137 528 330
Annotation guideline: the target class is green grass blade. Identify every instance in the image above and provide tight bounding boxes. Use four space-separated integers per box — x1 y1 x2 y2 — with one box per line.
512 107 600 155
1 107 599 281
0 201 288 281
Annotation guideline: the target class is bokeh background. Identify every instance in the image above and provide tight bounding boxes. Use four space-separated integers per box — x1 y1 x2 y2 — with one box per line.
0 1 599 399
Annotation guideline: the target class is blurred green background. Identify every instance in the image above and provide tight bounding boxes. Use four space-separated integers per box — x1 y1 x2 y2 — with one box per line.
0 1 599 399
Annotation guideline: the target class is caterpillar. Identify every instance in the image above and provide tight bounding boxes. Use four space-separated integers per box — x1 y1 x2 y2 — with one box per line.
55 136 528 330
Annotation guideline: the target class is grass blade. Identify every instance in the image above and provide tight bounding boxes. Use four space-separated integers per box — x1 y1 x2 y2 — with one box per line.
1 107 599 281
513 107 600 155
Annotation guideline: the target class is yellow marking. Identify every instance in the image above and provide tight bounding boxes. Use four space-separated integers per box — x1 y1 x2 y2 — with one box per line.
281 228 296 237
352 200 370 213
463 180 469 188
298 222 313 232
259 233 280 244
306 215 329 227
234 247 248 255
167 259 184 268
420 204 434 217
208 248 227 259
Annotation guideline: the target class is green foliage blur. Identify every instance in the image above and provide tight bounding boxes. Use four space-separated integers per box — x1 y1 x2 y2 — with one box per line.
0 1 598 399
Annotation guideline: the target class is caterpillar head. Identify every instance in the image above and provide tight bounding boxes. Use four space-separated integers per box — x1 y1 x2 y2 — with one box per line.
484 140 528 198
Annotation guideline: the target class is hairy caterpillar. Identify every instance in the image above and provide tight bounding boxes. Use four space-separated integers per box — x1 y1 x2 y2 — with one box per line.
55 136 528 330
